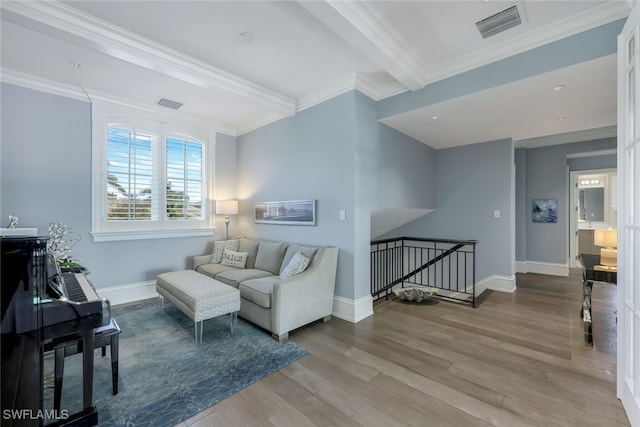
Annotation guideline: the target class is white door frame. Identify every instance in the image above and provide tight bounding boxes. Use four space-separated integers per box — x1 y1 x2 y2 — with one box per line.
568 167 617 268
617 3 640 424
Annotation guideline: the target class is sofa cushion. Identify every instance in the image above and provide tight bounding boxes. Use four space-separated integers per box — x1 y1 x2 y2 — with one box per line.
239 277 280 309
238 238 259 269
211 239 239 263
255 241 286 275
196 263 238 279
280 245 318 275
280 251 311 279
221 249 248 268
215 269 273 288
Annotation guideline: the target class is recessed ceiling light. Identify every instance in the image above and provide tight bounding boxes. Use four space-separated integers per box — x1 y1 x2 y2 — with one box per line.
558 116 567 121
431 115 439 120
237 32 255 43
69 60 82 68
552 85 566 92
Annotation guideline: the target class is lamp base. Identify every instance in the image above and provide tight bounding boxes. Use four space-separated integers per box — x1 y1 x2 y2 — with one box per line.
595 265 617 272
599 247 617 269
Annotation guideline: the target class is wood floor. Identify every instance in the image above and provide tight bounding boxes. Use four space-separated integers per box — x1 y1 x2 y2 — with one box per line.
178 270 629 427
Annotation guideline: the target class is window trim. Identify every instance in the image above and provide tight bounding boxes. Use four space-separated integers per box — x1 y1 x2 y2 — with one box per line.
91 99 216 242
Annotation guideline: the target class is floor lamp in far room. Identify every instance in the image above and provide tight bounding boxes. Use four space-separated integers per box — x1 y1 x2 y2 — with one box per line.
216 200 238 240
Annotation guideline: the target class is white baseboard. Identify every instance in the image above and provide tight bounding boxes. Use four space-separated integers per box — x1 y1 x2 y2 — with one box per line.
332 294 374 324
97 280 158 307
476 274 516 294
98 281 376 325
515 261 569 277
515 261 528 274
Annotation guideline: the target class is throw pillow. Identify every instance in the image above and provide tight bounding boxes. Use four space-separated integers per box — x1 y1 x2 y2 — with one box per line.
238 238 259 269
279 251 310 279
211 239 239 263
220 249 248 268
255 241 286 275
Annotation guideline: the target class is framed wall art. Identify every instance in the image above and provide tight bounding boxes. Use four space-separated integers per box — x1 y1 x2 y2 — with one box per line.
254 200 316 225
532 198 558 223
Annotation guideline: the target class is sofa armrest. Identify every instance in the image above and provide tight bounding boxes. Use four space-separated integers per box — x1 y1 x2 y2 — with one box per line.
271 246 338 336
193 254 212 270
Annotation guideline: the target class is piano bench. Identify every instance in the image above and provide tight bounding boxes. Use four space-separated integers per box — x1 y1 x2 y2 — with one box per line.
46 318 121 411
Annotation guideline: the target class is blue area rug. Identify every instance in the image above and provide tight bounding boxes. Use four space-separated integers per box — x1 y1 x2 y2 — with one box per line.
44 302 308 426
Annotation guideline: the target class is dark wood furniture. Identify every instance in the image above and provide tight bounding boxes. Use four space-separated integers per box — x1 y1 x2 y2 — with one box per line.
581 253 617 346
45 318 120 412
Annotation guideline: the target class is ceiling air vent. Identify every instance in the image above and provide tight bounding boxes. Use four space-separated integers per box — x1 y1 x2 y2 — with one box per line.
156 97 183 110
476 5 521 39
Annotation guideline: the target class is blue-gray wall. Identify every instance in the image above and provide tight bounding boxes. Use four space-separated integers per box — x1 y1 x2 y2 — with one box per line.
237 90 437 300
382 138 514 281
237 92 358 298
515 137 617 265
0 83 237 289
373 124 436 211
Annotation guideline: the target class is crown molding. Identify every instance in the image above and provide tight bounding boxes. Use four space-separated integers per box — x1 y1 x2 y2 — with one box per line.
296 74 357 112
355 73 407 101
86 89 237 136
566 149 617 159
515 125 617 149
1 68 237 135
1 0 296 116
1 67 90 102
429 1 630 85
296 71 408 113
235 111 286 136
237 71 408 136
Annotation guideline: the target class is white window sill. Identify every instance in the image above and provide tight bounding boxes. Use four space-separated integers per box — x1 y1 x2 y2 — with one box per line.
91 228 215 242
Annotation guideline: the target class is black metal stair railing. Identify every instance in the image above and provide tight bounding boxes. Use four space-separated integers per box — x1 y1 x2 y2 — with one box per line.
371 237 478 307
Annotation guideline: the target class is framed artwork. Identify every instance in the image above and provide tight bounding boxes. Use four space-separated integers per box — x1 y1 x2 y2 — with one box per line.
532 199 558 223
254 200 316 225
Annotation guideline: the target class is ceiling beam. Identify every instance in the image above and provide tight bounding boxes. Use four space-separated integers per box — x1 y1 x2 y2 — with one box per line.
0 0 297 117
299 0 429 92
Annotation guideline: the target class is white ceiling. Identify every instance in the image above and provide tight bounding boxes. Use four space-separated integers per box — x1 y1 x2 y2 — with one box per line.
0 1 630 148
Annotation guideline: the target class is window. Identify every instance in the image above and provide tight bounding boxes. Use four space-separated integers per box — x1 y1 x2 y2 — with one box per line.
165 135 204 220
106 126 156 221
91 100 215 241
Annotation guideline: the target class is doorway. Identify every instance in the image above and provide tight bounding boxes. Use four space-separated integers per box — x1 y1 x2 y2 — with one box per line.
568 168 617 268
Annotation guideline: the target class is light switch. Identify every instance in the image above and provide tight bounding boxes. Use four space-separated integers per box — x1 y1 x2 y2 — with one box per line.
494 210 500 218
339 210 346 221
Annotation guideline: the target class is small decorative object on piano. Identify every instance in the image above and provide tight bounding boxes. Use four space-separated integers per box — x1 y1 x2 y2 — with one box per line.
47 222 89 274
393 285 438 302
7 215 18 229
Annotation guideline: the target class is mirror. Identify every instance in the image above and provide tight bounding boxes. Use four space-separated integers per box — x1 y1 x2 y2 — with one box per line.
578 187 604 221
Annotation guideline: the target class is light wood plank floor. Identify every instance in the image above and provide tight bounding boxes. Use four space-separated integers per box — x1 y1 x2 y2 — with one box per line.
179 270 629 427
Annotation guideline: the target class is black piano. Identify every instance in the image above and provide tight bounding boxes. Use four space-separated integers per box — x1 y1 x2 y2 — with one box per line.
1 236 110 426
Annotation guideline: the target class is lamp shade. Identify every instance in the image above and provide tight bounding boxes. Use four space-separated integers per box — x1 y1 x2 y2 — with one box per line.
594 229 617 248
215 200 238 215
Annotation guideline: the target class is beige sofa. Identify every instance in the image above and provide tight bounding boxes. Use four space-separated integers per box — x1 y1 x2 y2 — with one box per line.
192 237 339 341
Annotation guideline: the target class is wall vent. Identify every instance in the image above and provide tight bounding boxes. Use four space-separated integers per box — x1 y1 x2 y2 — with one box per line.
156 97 183 110
476 5 521 39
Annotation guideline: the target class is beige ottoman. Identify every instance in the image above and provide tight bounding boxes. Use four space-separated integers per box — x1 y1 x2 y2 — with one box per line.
156 270 240 345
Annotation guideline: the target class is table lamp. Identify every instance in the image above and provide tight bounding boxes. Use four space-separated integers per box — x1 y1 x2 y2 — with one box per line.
215 200 238 240
594 228 617 270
